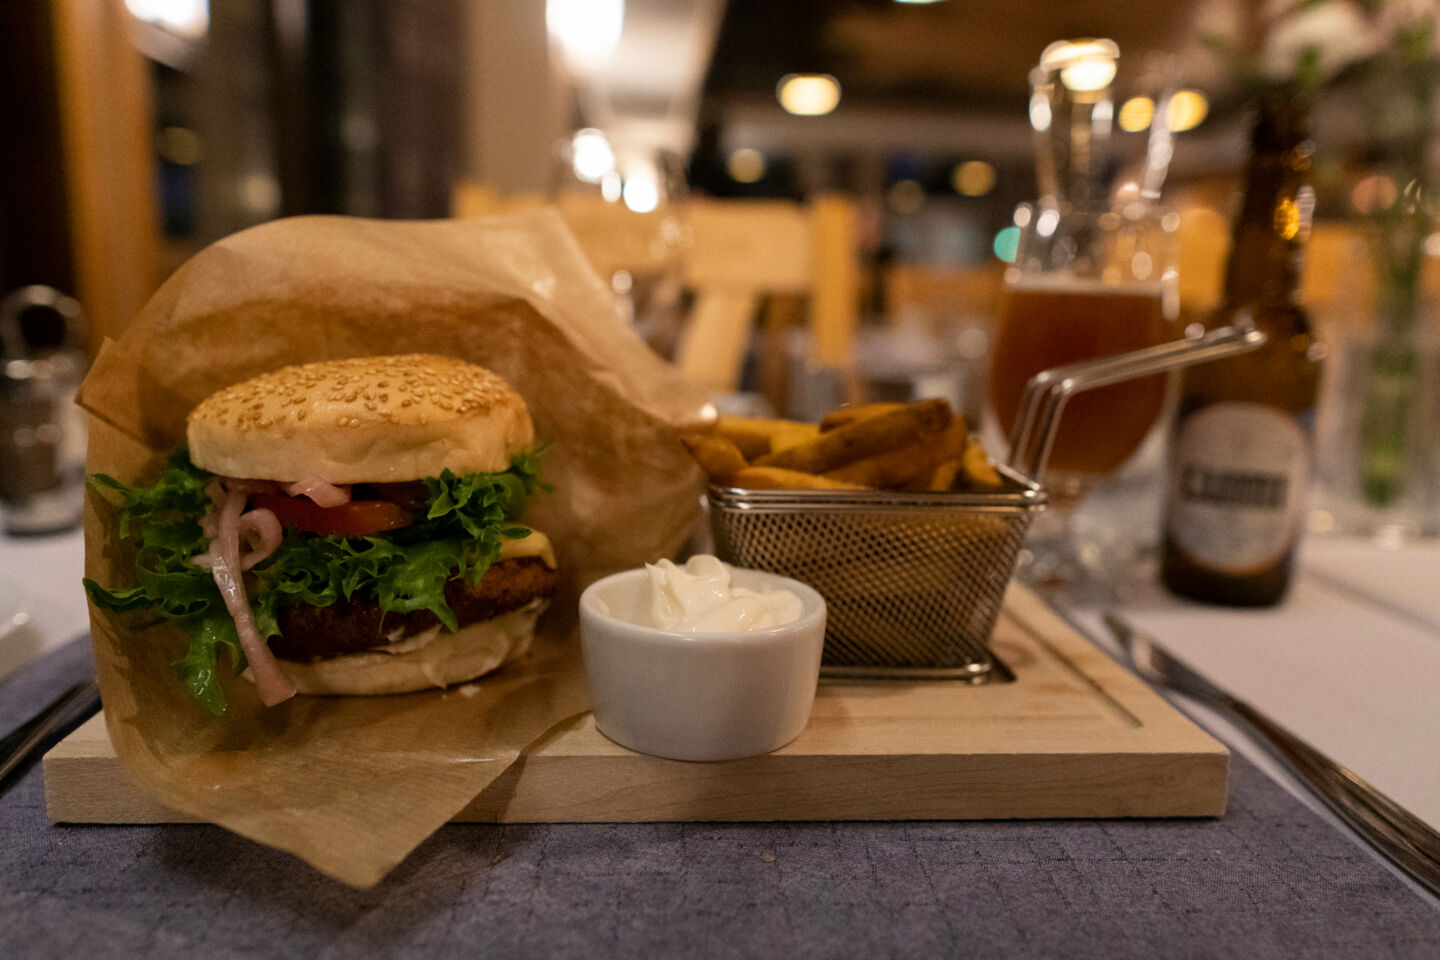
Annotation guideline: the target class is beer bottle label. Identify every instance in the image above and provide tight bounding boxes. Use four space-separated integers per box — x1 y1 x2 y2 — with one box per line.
1166 402 1310 575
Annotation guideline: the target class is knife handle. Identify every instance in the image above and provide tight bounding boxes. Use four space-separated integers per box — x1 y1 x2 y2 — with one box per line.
0 678 101 788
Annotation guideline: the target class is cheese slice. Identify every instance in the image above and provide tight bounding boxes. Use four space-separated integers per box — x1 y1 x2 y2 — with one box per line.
498 528 557 569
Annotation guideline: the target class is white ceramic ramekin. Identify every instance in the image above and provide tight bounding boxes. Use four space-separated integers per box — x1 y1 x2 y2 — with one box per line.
578 565 826 762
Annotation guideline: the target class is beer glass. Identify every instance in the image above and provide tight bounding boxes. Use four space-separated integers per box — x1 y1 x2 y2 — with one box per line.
991 201 1180 496
988 200 1180 588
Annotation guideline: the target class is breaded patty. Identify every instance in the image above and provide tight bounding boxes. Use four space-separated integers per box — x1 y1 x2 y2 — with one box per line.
269 557 558 662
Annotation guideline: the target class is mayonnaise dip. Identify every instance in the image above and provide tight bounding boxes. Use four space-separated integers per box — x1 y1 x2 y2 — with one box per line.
644 555 803 633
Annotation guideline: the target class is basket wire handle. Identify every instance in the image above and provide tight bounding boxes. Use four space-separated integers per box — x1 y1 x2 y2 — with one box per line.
1006 322 1268 481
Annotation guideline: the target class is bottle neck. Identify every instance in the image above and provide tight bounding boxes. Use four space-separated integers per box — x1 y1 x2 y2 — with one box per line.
1222 102 1314 309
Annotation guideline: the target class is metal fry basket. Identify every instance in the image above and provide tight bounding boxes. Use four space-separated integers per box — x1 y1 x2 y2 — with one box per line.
708 325 1267 681
710 474 1044 679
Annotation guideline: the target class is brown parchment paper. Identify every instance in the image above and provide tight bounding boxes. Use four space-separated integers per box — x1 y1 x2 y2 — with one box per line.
78 211 710 888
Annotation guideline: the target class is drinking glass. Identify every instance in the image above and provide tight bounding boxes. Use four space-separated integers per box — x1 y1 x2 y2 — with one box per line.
548 129 690 357
988 200 1180 587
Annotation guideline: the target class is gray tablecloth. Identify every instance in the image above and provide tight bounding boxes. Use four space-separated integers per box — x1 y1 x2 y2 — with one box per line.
3 638 1439 960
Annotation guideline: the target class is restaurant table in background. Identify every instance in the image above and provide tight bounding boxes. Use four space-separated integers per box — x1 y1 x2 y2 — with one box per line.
3 530 1440 957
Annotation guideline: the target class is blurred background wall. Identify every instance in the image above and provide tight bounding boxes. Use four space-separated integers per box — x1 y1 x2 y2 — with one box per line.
2 0 1435 358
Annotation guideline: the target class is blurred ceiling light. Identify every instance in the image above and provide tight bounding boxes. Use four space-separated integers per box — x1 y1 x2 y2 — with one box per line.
1060 57 1117 93
125 0 208 39
727 148 767 184
1041 38 1119 93
1118 97 1153 132
778 74 841 116
156 126 202 165
571 129 615 183
952 160 996 197
623 170 660 214
1165 90 1209 132
886 179 926 216
547 0 624 72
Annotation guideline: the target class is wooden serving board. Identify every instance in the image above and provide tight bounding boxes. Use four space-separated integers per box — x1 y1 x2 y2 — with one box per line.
43 586 1228 823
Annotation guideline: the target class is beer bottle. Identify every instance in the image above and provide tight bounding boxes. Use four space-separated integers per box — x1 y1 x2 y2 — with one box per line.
1160 93 1322 606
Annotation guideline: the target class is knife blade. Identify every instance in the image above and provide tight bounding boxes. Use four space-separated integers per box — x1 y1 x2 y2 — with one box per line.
1103 610 1440 900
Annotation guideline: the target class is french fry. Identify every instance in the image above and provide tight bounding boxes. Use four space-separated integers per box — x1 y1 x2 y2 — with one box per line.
825 415 968 488
730 466 869 491
687 399 1007 497
958 438 1005 490
824 437 935 487
755 398 953 474
715 417 818 460
681 433 749 484
916 459 962 492
818 402 907 433
771 422 820 451
935 414 969 459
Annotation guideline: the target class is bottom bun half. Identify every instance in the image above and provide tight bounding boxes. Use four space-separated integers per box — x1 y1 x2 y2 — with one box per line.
282 598 547 696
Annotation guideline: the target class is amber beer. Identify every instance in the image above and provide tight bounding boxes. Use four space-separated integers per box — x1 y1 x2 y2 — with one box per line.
990 280 1171 476
1160 95 1320 606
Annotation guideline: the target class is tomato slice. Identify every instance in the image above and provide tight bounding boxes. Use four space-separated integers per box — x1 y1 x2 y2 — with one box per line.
249 494 413 536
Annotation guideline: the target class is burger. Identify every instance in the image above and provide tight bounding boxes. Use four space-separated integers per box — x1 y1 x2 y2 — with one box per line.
84 354 558 714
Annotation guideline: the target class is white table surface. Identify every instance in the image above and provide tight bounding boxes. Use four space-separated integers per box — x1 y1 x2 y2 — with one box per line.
0 528 88 681
3 525 1437 904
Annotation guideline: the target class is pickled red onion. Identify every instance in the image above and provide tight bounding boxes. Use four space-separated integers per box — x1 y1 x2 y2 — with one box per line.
284 476 351 507
236 507 282 570
208 486 296 706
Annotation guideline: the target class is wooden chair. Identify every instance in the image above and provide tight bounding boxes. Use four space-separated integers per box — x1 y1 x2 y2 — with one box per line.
452 184 862 399
883 263 1005 330
679 196 859 396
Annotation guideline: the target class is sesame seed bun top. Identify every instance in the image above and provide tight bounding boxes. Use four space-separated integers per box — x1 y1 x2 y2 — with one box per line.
185 354 534 482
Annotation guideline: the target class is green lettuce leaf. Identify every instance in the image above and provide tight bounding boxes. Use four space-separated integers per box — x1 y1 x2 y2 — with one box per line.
84 447 546 715
171 614 247 716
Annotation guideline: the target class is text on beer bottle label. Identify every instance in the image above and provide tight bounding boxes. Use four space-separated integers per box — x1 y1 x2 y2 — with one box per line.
1166 401 1310 575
